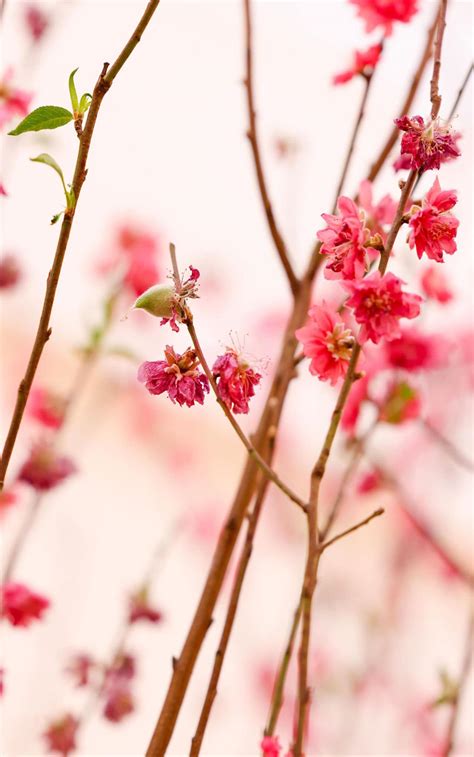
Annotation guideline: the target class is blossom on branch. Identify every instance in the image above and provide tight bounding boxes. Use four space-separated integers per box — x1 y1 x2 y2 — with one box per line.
0 254 22 289
129 586 163 624
261 735 281 757
212 348 262 414
317 197 375 280
1 582 50 627
138 346 210 407
350 0 419 35
43 714 78 757
296 304 355 385
333 44 382 85
0 70 32 129
420 265 453 304
27 387 66 430
395 116 460 171
344 271 422 344
18 440 76 491
407 178 459 262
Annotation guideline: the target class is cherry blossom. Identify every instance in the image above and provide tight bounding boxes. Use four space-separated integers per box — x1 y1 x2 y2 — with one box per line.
18 440 76 491
408 178 459 262
395 116 460 171
1 582 50 627
296 304 355 385
138 346 210 407
317 196 373 280
27 387 66 430
333 44 382 85
212 348 262 414
350 0 418 34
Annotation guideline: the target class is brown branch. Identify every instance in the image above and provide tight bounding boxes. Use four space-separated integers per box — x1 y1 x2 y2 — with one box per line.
366 3 440 182
421 418 474 473
0 0 162 491
243 0 299 295
2 493 41 583
319 508 384 552
441 607 474 757
448 61 474 120
430 0 448 119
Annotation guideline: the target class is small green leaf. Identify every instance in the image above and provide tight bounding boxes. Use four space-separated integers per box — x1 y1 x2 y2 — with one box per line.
51 211 64 225
78 93 92 116
68 68 79 113
8 106 73 136
31 153 70 207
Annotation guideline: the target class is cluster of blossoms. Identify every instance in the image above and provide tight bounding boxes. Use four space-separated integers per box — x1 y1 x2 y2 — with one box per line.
135 265 262 413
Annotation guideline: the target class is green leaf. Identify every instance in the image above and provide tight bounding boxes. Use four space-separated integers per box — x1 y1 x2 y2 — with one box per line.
8 106 74 136
30 153 69 206
68 68 79 113
78 93 92 116
51 211 64 226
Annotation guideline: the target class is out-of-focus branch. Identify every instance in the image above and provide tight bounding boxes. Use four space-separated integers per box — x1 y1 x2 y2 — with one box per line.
441 608 474 756
448 61 474 119
421 419 474 473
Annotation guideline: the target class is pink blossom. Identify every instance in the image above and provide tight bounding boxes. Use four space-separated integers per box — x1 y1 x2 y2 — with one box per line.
0 254 22 289
18 440 76 491
212 348 262 414
98 223 162 297
393 152 414 172
129 586 163 624
384 328 448 372
344 271 422 344
261 735 281 757
357 470 382 494
420 265 453 304
24 4 49 41
0 70 32 129
43 714 78 756
66 654 96 688
159 265 200 332
0 488 17 515
395 116 460 171
138 346 209 408
358 180 397 236
333 44 382 85
317 196 372 279
408 178 459 262
350 0 418 34
107 653 136 682
378 380 421 424
296 304 355 385
103 683 135 723
0 183 7 196
27 387 66 429
1 582 50 627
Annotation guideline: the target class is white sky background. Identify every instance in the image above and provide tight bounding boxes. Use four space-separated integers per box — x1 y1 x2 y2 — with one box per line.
1 1 474 755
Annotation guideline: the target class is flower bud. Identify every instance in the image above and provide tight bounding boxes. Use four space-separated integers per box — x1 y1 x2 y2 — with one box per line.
133 283 174 318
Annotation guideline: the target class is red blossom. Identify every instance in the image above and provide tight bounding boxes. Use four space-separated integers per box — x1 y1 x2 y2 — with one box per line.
420 265 453 304
43 714 78 756
1 582 50 627
395 115 460 171
0 70 32 129
0 254 22 289
66 654 96 688
24 4 49 41
212 348 262 414
357 470 383 494
317 196 373 280
344 271 422 344
296 304 355 385
384 327 449 372
18 440 77 491
333 44 382 85
27 387 66 429
350 0 419 34
129 586 163 624
261 735 281 757
102 683 135 723
98 223 162 298
138 346 210 408
408 178 459 262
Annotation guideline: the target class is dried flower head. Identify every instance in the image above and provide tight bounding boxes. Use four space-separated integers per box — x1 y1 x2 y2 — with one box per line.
138 346 209 407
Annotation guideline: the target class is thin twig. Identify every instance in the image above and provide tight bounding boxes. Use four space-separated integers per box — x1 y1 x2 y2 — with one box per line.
441 607 474 757
430 0 448 119
243 0 299 295
421 419 474 473
319 508 384 552
0 0 162 491
2 494 41 583
448 61 474 120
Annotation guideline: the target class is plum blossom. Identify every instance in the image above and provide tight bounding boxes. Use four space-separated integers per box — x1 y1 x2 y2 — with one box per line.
66 654 96 688
1 582 50 627
129 586 163 624
18 440 76 490
295 304 355 385
333 44 382 85
0 70 32 129
261 735 281 757
27 387 66 429
344 271 422 344
384 328 449 372
43 714 78 756
317 196 374 280
212 348 262 414
408 178 459 262
138 346 210 407
350 0 418 34
24 4 49 41
0 254 22 289
358 180 397 238
98 223 162 298
395 116 460 171
420 265 453 304
103 653 136 722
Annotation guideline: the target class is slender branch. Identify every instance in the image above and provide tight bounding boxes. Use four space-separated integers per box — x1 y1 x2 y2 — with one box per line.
430 0 448 119
0 0 162 491
366 3 440 182
421 418 474 473
319 508 384 552
333 73 374 208
2 494 41 583
441 607 474 757
379 168 417 274
266 595 303 736
243 0 299 295
448 61 474 120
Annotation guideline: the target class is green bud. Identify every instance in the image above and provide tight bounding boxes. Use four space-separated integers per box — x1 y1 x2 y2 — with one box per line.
133 283 174 318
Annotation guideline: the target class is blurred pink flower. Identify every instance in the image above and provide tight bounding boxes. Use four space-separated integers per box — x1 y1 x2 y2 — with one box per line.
103 683 135 723
1 582 50 627
344 272 422 344
261 735 281 757
98 223 162 297
358 180 397 238
384 328 449 372
138 346 210 407
27 387 66 429
420 265 453 304
395 116 460 171
212 348 261 414
129 587 163 624
357 469 382 494
0 254 22 289
296 304 355 385
350 0 418 34
0 488 18 515
24 4 49 41
43 714 78 756
0 70 32 129
18 440 77 491
66 654 96 688
378 380 421 424
0 182 7 196
317 196 370 280
333 44 382 85
408 178 459 262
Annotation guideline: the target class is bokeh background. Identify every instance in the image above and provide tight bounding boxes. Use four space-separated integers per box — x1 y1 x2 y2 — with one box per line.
1 0 473 754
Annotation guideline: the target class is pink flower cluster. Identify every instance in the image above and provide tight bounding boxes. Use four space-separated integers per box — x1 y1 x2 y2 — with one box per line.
350 0 419 35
